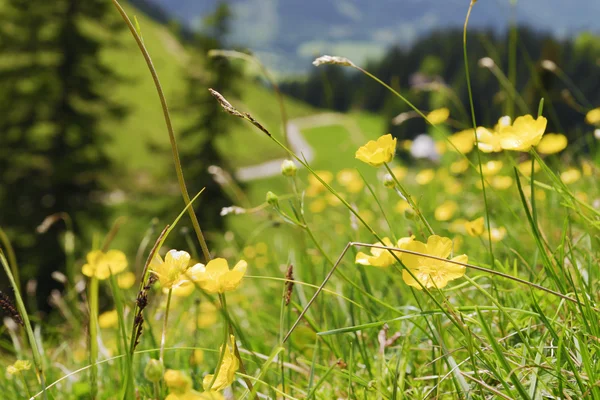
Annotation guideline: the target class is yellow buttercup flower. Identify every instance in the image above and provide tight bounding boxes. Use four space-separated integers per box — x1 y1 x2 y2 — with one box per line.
537 133 568 154
98 310 119 329
391 166 407 180
450 159 469 174
166 391 225 400
480 160 503 176
477 115 547 152
585 107 600 125
464 217 484 237
306 170 333 197
188 258 247 294
518 159 541 176
117 271 136 289
168 281 195 297
309 198 327 213
355 134 397 167
355 236 415 267
164 369 193 394
203 335 239 391
336 169 364 193
560 168 581 184
434 201 458 222
150 250 192 289
448 129 475 154
487 227 507 242
401 235 467 290
6 360 31 376
82 250 127 280
490 175 513 190
415 169 435 185
166 392 225 400
355 237 396 268
198 301 218 328
426 107 450 125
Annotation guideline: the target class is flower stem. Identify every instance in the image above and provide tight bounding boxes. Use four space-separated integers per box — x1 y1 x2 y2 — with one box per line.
462 0 496 269
159 288 173 364
384 163 434 236
89 276 99 399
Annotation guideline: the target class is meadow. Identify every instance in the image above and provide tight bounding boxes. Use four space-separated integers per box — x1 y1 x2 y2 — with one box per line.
1 1 599 399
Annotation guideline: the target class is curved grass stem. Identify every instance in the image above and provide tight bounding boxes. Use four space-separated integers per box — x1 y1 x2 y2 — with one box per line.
110 0 211 264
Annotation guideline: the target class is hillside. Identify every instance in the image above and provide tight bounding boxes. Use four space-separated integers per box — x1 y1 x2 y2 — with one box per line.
100 3 386 251
148 0 600 73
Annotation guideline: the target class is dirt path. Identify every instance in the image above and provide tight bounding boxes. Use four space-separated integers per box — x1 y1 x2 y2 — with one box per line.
235 113 367 182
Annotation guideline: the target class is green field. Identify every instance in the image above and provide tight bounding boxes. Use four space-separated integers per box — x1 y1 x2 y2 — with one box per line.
1 2 600 400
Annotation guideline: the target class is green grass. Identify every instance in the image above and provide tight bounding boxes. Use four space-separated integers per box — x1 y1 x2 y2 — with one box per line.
2 2 600 400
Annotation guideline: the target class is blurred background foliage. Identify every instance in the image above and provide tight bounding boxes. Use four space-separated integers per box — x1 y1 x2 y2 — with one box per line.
0 0 598 312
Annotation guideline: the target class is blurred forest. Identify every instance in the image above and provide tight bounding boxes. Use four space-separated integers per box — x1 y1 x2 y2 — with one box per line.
0 0 237 310
281 28 600 145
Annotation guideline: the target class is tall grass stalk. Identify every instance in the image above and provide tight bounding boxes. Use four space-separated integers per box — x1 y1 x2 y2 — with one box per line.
0 251 47 400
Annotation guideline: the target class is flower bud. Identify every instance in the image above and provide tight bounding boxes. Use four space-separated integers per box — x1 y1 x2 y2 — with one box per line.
163 369 192 394
281 159 297 177
266 191 279 206
144 359 164 383
383 174 395 189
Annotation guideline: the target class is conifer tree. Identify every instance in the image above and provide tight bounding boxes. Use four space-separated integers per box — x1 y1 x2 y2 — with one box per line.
176 2 241 238
0 0 124 304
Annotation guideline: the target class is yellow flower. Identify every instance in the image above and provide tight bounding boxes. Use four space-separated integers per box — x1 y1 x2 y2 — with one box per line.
435 141 447 155
448 129 475 154
309 198 327 213
168 281 195 297
355 238 396 268
450 159 469 174
487 227 507 242
464 217 484 237
401 235 467 290
537 133 568 154
242 246 256 259
190 349 205 366
198 302 218 328
518 159 541 176
477 115 547 152
166 392 225 400
480 160 503 176
391 166 407 180
189 258 247 294
336 169 364 193
444 178 462 194
426 107 450 125
255 242 268 254
434 201 458 222
164 369 193 394
203 335 239 391
355 134 397 167
582 160 593 177
82 250 127 280
117 272 136 289
490 175 513 190
306 170 333 197
395 201 410 214
98 310 119 329
585 107 600 125
7 360 31 376
560 168 581 184
150 250 192 289
415 169 435 185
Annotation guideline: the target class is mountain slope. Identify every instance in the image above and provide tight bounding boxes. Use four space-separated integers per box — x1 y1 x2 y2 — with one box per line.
149 0 600 73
